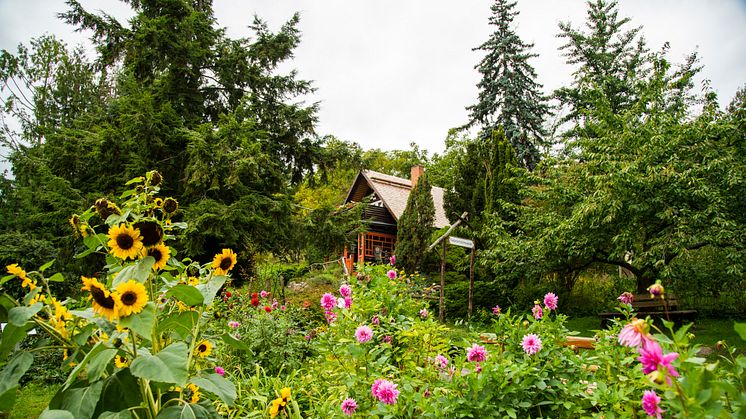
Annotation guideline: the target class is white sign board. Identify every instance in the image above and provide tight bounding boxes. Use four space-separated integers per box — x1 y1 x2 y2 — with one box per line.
448 236 474 249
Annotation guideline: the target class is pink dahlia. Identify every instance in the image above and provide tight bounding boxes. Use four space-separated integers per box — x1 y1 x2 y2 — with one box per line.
648 282 665 298
618 318 651 348
371 379 384 397
638 340 679 384
339 284 352 297
371 315 380 325
214 366 225 376
373 379 399 405
227 321 240 329
390 255 396 265
381 334 392 344
466 343 487 362
532 304 543 319
434 354 448 370
492 305 501 315
355 325 373 343
260 290 269 298
419 308 429 319
521 334 543 355
321 293 336 310
641 390 664 418
543 292 558 310
387 269 397 279
344 296 352 309
618 292 634 305
325 310 337 323
341 398 357 416
475 362 482 373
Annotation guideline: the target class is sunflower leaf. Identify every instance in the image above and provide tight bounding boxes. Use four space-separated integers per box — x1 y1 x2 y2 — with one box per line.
38 410 76 419
0 322 33 360
39 259 56 273
221 333 250 351
119 302 156 338
157 311 199 339
166 285 204 306
86 348 118 382
63 342 108 391
196 275 226 307
8 303 43 326
0 275 14 286
191 373 237 406
48 273 65 282
0 352 33 411
130 342 188 386
156 403 212 419
113 257 155 287
50 380 105 419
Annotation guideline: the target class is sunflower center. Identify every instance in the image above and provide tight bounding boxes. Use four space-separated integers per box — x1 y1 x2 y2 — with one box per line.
198 344 207 353
116 233 135 250
219 257 233 270
149 248 162 261
134 221 163 246
121 291 138 306
90 286 116 309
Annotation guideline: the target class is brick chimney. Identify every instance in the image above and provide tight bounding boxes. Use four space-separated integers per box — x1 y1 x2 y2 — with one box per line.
410 165 424 187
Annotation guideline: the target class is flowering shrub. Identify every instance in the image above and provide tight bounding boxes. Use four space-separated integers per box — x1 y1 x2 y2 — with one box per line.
0 172 236 418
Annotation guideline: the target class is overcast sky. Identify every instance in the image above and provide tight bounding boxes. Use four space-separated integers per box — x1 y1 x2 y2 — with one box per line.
1 0 745 157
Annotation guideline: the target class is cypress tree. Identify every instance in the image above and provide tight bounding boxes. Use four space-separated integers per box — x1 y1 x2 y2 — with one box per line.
396 174 435 273
465 0 549 170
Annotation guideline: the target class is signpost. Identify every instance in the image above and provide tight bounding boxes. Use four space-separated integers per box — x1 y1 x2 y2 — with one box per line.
449 236 476 317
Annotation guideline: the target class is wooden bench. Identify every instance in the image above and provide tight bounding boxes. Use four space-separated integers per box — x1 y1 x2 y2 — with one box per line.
599 293 697 328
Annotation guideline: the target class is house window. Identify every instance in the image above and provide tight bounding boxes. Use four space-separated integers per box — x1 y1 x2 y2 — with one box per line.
360 232 396 262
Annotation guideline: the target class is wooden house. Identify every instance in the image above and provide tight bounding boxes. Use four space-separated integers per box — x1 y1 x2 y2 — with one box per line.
342 165 450 272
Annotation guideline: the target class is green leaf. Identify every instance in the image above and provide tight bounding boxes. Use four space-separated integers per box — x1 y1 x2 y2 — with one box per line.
119 302 156 338
125 176 144 185
48 273 65 282
196 275 226 306
8 303 42 326
74 247 98 259
221 333 250 351
55 380 105 419
93 369 141 417
191 373 237 406
87 348 118 381
0 275 15 286
0 322 33 360
156 403 212 419
130 342 188 386
63 342 108 391
83 234 107 251
39 259 56 273
39 410 76 419
157 311 199 339
113 257 155 287
98 411 132 419
166 285 204 306
734 322 746 342
0 352 33 411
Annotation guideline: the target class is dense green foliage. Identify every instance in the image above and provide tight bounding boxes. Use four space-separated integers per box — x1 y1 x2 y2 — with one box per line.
396 174 435 273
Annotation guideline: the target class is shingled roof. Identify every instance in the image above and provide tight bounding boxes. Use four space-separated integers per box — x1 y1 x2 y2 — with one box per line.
344 169 450 229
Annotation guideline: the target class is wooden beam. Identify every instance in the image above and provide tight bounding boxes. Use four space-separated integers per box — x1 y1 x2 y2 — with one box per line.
427 211 468 252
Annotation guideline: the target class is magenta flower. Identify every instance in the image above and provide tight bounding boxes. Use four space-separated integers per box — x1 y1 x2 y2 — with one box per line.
381 334 392 344
271 299 278 309
344 296 352 309
434 354 448 370
474 362 482 373
532 304 543 319
419 308 429 319
324 310 337 323
466 343 487 362
638 339 680 384
371 379 384 397
371 315 380 325
227 321 240 329
214 366 225 376
280 305 286 311
321 293 336 310
642 390 664 418
355 325 373 343
387 270 397 279
372 379 399 405
260 290 269 298
423 388 431 398
341 398 357 416
648 282 665 298
390 255 396 265
543 292 558 310
492 305 501 315
521 334 543 355
618 319 651 348
618 292 635 305
339 284 352 297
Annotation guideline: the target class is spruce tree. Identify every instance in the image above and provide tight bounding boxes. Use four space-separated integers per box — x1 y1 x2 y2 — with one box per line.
396 174 435 273
465 0 549 170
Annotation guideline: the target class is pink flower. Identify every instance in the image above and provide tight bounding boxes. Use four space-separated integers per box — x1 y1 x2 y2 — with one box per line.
325 310 337 323
371 379 384 397
419 308 429 319
371 315 380 325
532 304 543 319
638 340 679 384
341 398 357 416
466 343 487 362
390 255 396 265
618 318 651 348
339 284 352 297
648 282 665 298
214 366 225 376
618 292 635 305
543 292 558 311
260 290 269 298
475 362 482 373
423 388 431 398
280 305 286 311
642 390 664 418
321 293 336 310
434 354 448 370
355 325 373 343
344 296 352 309
372 379 399 405
381 335 392 344
228 321 240 329
387 270 397 279
492 305 501 315
521 334 543 355
271 299 278 309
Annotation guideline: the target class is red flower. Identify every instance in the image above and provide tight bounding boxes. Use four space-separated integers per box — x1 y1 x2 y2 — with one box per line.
225 291 232 298
264 306 272 313
251 297 260 307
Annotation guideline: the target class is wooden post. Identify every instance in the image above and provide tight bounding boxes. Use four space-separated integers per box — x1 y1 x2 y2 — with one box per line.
468 246 475 318
439 240 446 322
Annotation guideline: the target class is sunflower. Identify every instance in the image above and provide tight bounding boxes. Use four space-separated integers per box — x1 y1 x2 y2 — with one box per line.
115 280 148 317
211 249 237 276
147 170 162 187
133 220 163 247
94 198 121 220
186 383 201 404
107 224 144 260
154 198 164 208
6 263 27 279
195 339 212 358
162 197 179 214
188 276 199 286
82 276 120 321
147 243 170 270
269 388 291 419
114 354 129 368
21 276 37 290
68 214 89 238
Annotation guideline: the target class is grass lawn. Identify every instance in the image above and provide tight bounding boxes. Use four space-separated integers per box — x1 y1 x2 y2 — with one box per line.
566 316 746 350
11 382 60 419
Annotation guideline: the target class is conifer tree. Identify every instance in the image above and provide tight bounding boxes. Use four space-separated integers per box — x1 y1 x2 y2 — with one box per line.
396 174 435 273
465 0 549 170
